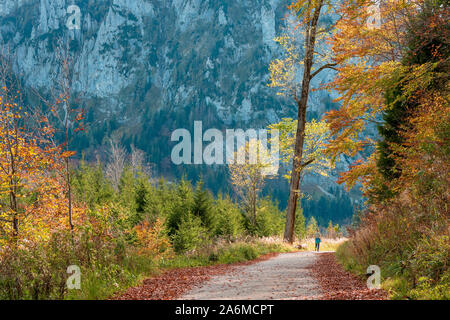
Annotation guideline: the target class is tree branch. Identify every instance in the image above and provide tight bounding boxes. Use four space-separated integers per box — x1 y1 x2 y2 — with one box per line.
301 158 315 168
311 63 338 79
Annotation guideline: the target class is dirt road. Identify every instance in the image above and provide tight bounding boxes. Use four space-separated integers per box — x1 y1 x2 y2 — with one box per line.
115 251 387 300
179 252 323 300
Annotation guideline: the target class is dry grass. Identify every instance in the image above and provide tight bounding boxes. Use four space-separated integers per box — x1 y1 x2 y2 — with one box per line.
300 237 348 252
254 236 348 252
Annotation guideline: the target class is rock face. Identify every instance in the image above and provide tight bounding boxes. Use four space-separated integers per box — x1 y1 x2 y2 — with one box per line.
0 0 360 219
1 0 337 123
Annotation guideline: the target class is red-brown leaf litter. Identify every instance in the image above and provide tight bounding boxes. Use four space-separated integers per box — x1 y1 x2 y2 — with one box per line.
113 251 388 300
113 252 279 300
311 252 388 300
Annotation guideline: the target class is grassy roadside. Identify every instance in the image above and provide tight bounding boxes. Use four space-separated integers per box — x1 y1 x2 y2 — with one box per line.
335 241 450 300
335 241 367 277
66 238 296 300
302 237 347 252
335 241 397 299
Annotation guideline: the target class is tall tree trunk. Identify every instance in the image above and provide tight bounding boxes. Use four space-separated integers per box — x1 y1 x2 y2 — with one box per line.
284 89 308 243
10 180 18 239
65 157 73 231
251 185 257 227
9 153 19 240
284 2 323 243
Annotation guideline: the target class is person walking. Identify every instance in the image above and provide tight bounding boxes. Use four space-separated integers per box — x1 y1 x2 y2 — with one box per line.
314 232 321 252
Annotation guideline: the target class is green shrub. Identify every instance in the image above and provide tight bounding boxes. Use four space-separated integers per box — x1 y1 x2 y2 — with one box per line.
0 243 64 300
0 227 157 300
409 271 450 300
172 212 209 253
254 198 284 237
213 195 244 238
0 228 113 300
336 241 366 276
336 207 449 300
217 244 258 264
410 235 449 284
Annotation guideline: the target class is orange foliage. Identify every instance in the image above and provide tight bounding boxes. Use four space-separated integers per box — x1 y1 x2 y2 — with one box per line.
324 0 449 191
0 86 84 245
393 92 450 208
134 218 173 258
325 0 420 163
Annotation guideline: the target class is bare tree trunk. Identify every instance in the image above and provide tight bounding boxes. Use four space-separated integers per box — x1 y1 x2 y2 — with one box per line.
10 178 18 239
106 138 126 191
1 51 21 242
252 186 257 226
284 2 323 243
65 157 73 231
284 93 308 242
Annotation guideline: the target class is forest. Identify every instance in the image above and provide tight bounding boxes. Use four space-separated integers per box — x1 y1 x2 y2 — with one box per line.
0 0 448 300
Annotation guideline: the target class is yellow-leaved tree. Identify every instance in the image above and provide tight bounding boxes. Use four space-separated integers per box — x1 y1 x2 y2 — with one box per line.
228 140 274 228
268 0 339 242
268 118 333 183
0 57 71 246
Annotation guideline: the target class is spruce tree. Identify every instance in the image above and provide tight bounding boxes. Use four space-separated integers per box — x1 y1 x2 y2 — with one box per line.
133 176 153 226
167 177 194 235
214 194 244 238
377 83 410 180
294 208 306 241
192 179 215 230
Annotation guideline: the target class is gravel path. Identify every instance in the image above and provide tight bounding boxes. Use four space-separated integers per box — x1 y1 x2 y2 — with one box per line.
179 252 323 300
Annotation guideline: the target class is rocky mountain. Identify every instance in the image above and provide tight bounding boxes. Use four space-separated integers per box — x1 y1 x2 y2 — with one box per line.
0 0 339 124
0 0 361 222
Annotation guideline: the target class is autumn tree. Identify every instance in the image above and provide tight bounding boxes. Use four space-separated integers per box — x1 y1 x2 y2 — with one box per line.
377 0 449 194
0 56 66 243
268 118 333 184
268 0 338 242
326 220 341 239
325 0 411 180
324 1 449 296
228 140 273 228
325 0 449 195
33 41 85 231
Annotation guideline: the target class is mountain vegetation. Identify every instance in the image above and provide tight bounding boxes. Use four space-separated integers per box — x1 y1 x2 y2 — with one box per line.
328 0 449 299
0 0 448 300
